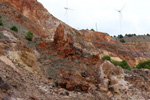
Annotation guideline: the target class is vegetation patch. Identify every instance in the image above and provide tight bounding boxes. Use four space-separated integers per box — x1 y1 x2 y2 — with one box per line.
102 56 111 61
118 60 130 70
10 26 18 32
120 39 125 43
47 53 57 59
0 20 3 26
0 15 3 26
102 56 130 70
46 67 59 81
91 29 95 31
136 60 150 69
118 34 123 38
25 31 33 41
125 34 136 37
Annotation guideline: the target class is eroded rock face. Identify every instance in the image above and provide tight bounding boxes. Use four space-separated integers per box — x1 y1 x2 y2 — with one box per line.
80 30 150 67
99 61 128 94
0 0 61 38
1 0 150 68
49 24 100 92
53 24 65 47
0 0 150 99
81 30 116 43
6 49 37 73
20 50 36 67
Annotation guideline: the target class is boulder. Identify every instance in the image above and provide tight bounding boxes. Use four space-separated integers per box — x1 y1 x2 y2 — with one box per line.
66 82 75 91
53 24 65 47
99 61 128 94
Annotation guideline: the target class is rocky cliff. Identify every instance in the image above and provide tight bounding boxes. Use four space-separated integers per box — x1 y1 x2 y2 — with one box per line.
0 0 150 100
0 0 62 39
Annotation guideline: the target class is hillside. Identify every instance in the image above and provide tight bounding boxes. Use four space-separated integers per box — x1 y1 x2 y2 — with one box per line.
0 0 150 100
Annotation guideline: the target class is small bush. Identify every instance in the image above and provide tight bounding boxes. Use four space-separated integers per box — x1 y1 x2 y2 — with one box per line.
120 39 125 43
91 29 95 31
118 34 123 38
25 31 33 41
10 26 18 32
111 60 130 70
102 56 111 61
0 16 1 19
136 60 150 69
111 61 120 66
119 60 130 70
0 20 3 26
147 34 150 36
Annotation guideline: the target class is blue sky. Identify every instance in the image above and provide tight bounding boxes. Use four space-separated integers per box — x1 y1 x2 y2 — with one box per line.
38 0 150 36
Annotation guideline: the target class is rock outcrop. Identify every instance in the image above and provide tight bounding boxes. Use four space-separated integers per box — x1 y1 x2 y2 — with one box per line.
99 61 128 99
0 0 150 99
0 0 61 38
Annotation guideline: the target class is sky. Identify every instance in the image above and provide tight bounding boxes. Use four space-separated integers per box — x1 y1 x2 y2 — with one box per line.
37 0 150 36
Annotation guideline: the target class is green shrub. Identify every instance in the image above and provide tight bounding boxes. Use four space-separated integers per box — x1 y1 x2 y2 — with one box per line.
125 34 136 37
0 20 3 26
25 31 33 41
120 39 125 43
10 26 18 32
102 56 130 70
111 61 120 66
102 56 111 61
0 15 3 26
111 60 130 70
119 60 130 70
118 34 123 38
91 29 95 31
147 34 150 36
136 60 150 69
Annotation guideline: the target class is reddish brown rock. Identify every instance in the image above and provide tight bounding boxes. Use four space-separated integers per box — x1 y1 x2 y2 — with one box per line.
53 24 65 47
81 30 117 43
0 0 61 38
76 84 90 92
54 24 65 42
38 41 48 51
66 82 75 91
